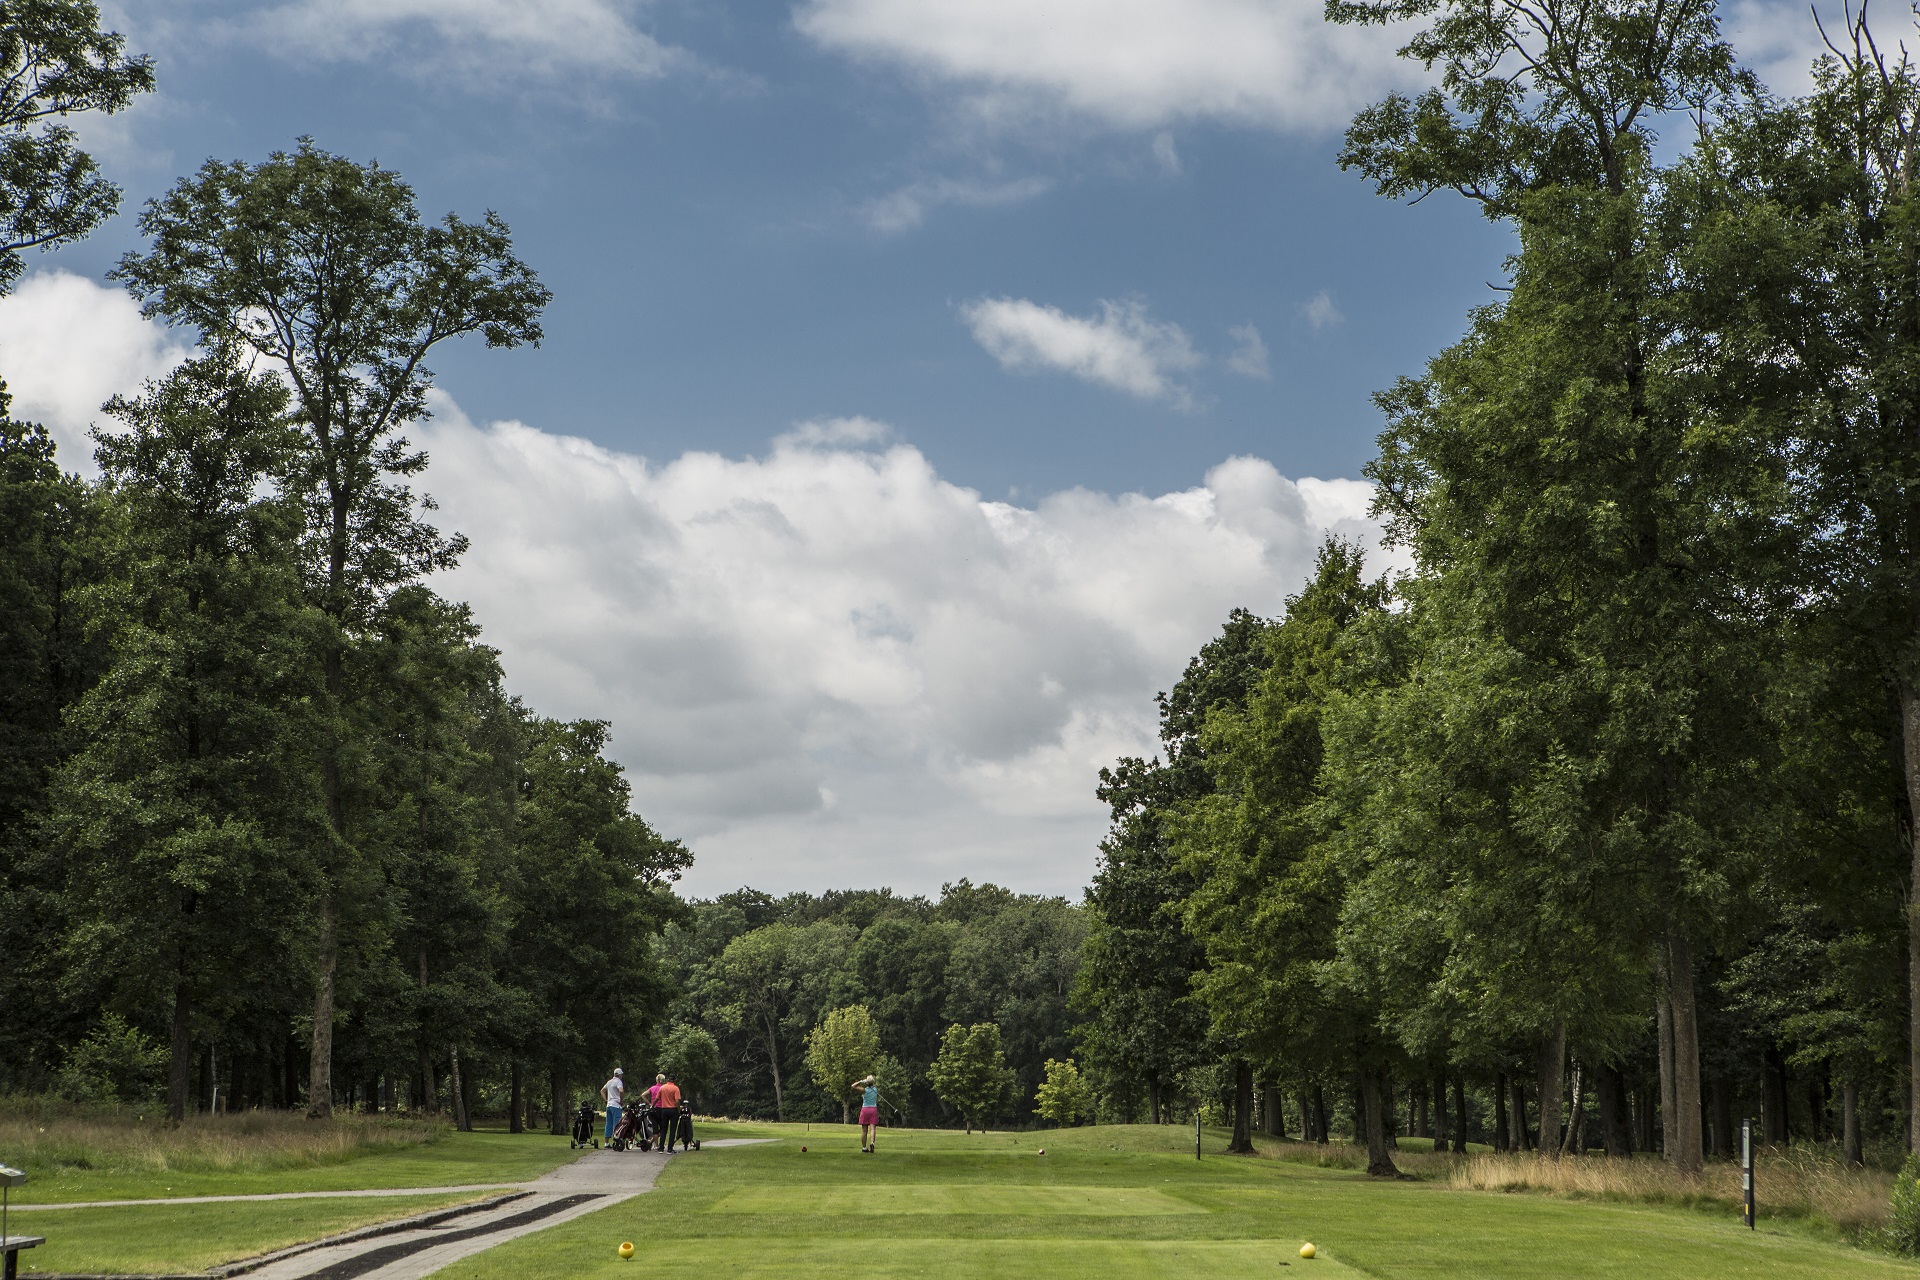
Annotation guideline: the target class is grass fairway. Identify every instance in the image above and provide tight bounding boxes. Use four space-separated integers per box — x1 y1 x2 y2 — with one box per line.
10 1127 582 1204
10 1192 490 1275
433 1123 1920 1280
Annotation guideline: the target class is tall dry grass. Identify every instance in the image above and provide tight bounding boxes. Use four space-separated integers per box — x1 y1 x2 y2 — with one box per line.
0 1098 449 1181
1256 1136 1892 1239
1450 1146 1893 1237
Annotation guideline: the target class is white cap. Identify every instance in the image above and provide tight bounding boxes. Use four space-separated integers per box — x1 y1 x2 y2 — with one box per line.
614 1068 624 1076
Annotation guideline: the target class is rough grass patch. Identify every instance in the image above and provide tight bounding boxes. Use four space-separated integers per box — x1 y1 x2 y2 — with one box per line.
0 1097 449 1182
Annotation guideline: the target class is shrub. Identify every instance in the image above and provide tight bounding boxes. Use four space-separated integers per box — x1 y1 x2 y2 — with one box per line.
1882 1154 1920 1253
56 1014 168 1105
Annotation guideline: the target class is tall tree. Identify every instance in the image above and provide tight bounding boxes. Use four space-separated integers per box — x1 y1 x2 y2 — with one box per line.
113 141 549 1115
1331 0 1759 1175
504 717 688 1130
1173 541 1398 1174
51 349 316 1121
0 0 154 290
0 394 107 1088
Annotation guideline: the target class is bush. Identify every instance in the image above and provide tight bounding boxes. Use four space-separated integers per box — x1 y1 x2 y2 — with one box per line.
1035 1058 1093 1127
1882 1154 1920 1253
56 1014 168 1106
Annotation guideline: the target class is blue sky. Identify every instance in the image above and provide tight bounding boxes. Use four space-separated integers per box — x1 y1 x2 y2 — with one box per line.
57 0 1524 497
10 0 1828 894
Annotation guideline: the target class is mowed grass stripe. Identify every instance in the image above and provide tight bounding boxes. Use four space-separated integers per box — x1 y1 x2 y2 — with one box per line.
14 1193 493 1276
707 1184 1207 1216
435 1124 1920 1280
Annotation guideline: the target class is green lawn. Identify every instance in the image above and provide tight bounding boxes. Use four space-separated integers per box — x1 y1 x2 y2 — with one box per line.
10 1192 489 1275
9 1127 582 1204
432 1123 1920 1280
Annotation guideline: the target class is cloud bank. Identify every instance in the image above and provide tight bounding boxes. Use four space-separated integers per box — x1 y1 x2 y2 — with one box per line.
2 271 1395 896
794 0 1416 132
127 0 680 84
0 270 189 456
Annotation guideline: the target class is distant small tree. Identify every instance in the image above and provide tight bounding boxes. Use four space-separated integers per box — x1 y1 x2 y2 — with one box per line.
928 1022 1014 1133
57 1013 167 1106
658 1024 720 1109
1035 1058 1093 1127
873 1053 912 1127
807 1004 882 1123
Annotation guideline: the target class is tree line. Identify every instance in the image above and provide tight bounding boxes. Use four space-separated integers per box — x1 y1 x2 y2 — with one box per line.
1078 0 1920 1177
0 4 687 1131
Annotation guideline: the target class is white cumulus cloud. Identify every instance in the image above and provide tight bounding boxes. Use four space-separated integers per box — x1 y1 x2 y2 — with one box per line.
3 270 1402 897
422 406 1397 893
0 271 190 460
794 0 1417 133
962 297 1201 403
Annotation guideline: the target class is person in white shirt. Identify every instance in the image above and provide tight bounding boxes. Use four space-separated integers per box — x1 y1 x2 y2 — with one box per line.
600 1068 626 1143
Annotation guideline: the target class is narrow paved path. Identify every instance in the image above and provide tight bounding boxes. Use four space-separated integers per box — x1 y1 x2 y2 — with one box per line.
237 1139 771 1280
17 1139 768 1212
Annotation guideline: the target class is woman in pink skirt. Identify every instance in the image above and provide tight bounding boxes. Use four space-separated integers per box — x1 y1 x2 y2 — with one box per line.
851 1075 880 1153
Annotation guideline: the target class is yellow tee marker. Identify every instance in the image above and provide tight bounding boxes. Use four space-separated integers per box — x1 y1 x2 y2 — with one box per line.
618 1241 635 1259
1299 1243 1317 1259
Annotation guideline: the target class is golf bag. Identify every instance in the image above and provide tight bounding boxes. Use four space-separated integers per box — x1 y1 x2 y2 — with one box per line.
676 1102 700 1151
569 1100 599 1149
610 1103 651 1151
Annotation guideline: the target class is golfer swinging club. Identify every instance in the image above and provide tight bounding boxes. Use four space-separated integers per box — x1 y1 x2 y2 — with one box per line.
852 1074 880 1154
601 1067 626 1145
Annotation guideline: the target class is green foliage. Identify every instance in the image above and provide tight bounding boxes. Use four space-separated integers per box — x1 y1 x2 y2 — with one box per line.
928 1022 1015 1132
1035 1058 1093 1127
57 1013 167 1105
1883 1156 1920 1255
805 1005 882 1122
872 1053 911 1125
0 1 155 289
658 1025 720 1107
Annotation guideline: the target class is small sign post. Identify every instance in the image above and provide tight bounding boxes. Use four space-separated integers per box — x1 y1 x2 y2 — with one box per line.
0 1163 44 1280
1741 1118 1755 1230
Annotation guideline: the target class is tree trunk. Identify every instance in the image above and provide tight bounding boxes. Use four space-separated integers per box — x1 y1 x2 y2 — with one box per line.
1538 1025 1565 1159
549 1064 568 1136
1314 1086 1329 1145
1666 929 1704 1174
1657 989 1676 1158
1509 1077 1530 1151
1904 683 1920 1156
1229 1059 1254 1153
168 983 191 1124
762 1013 785 1120
1433 1075 1449 1153
1360 1068 1399 1177
450 1049 471 1132
1148 1079 1162 1125
1844 1080 1863 1166
1352 1078 1368 1147
1451 1076 1467 1154
1299 1090 1314 1141
419 1048 440 1114
1561 1057 1584 1155
307 894 337 1119
1494 1072 1511 1152
509 1064 523 1134
1383 1077 1398 1149
1711 1075 1734 1159
1263 1085 1284 1137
